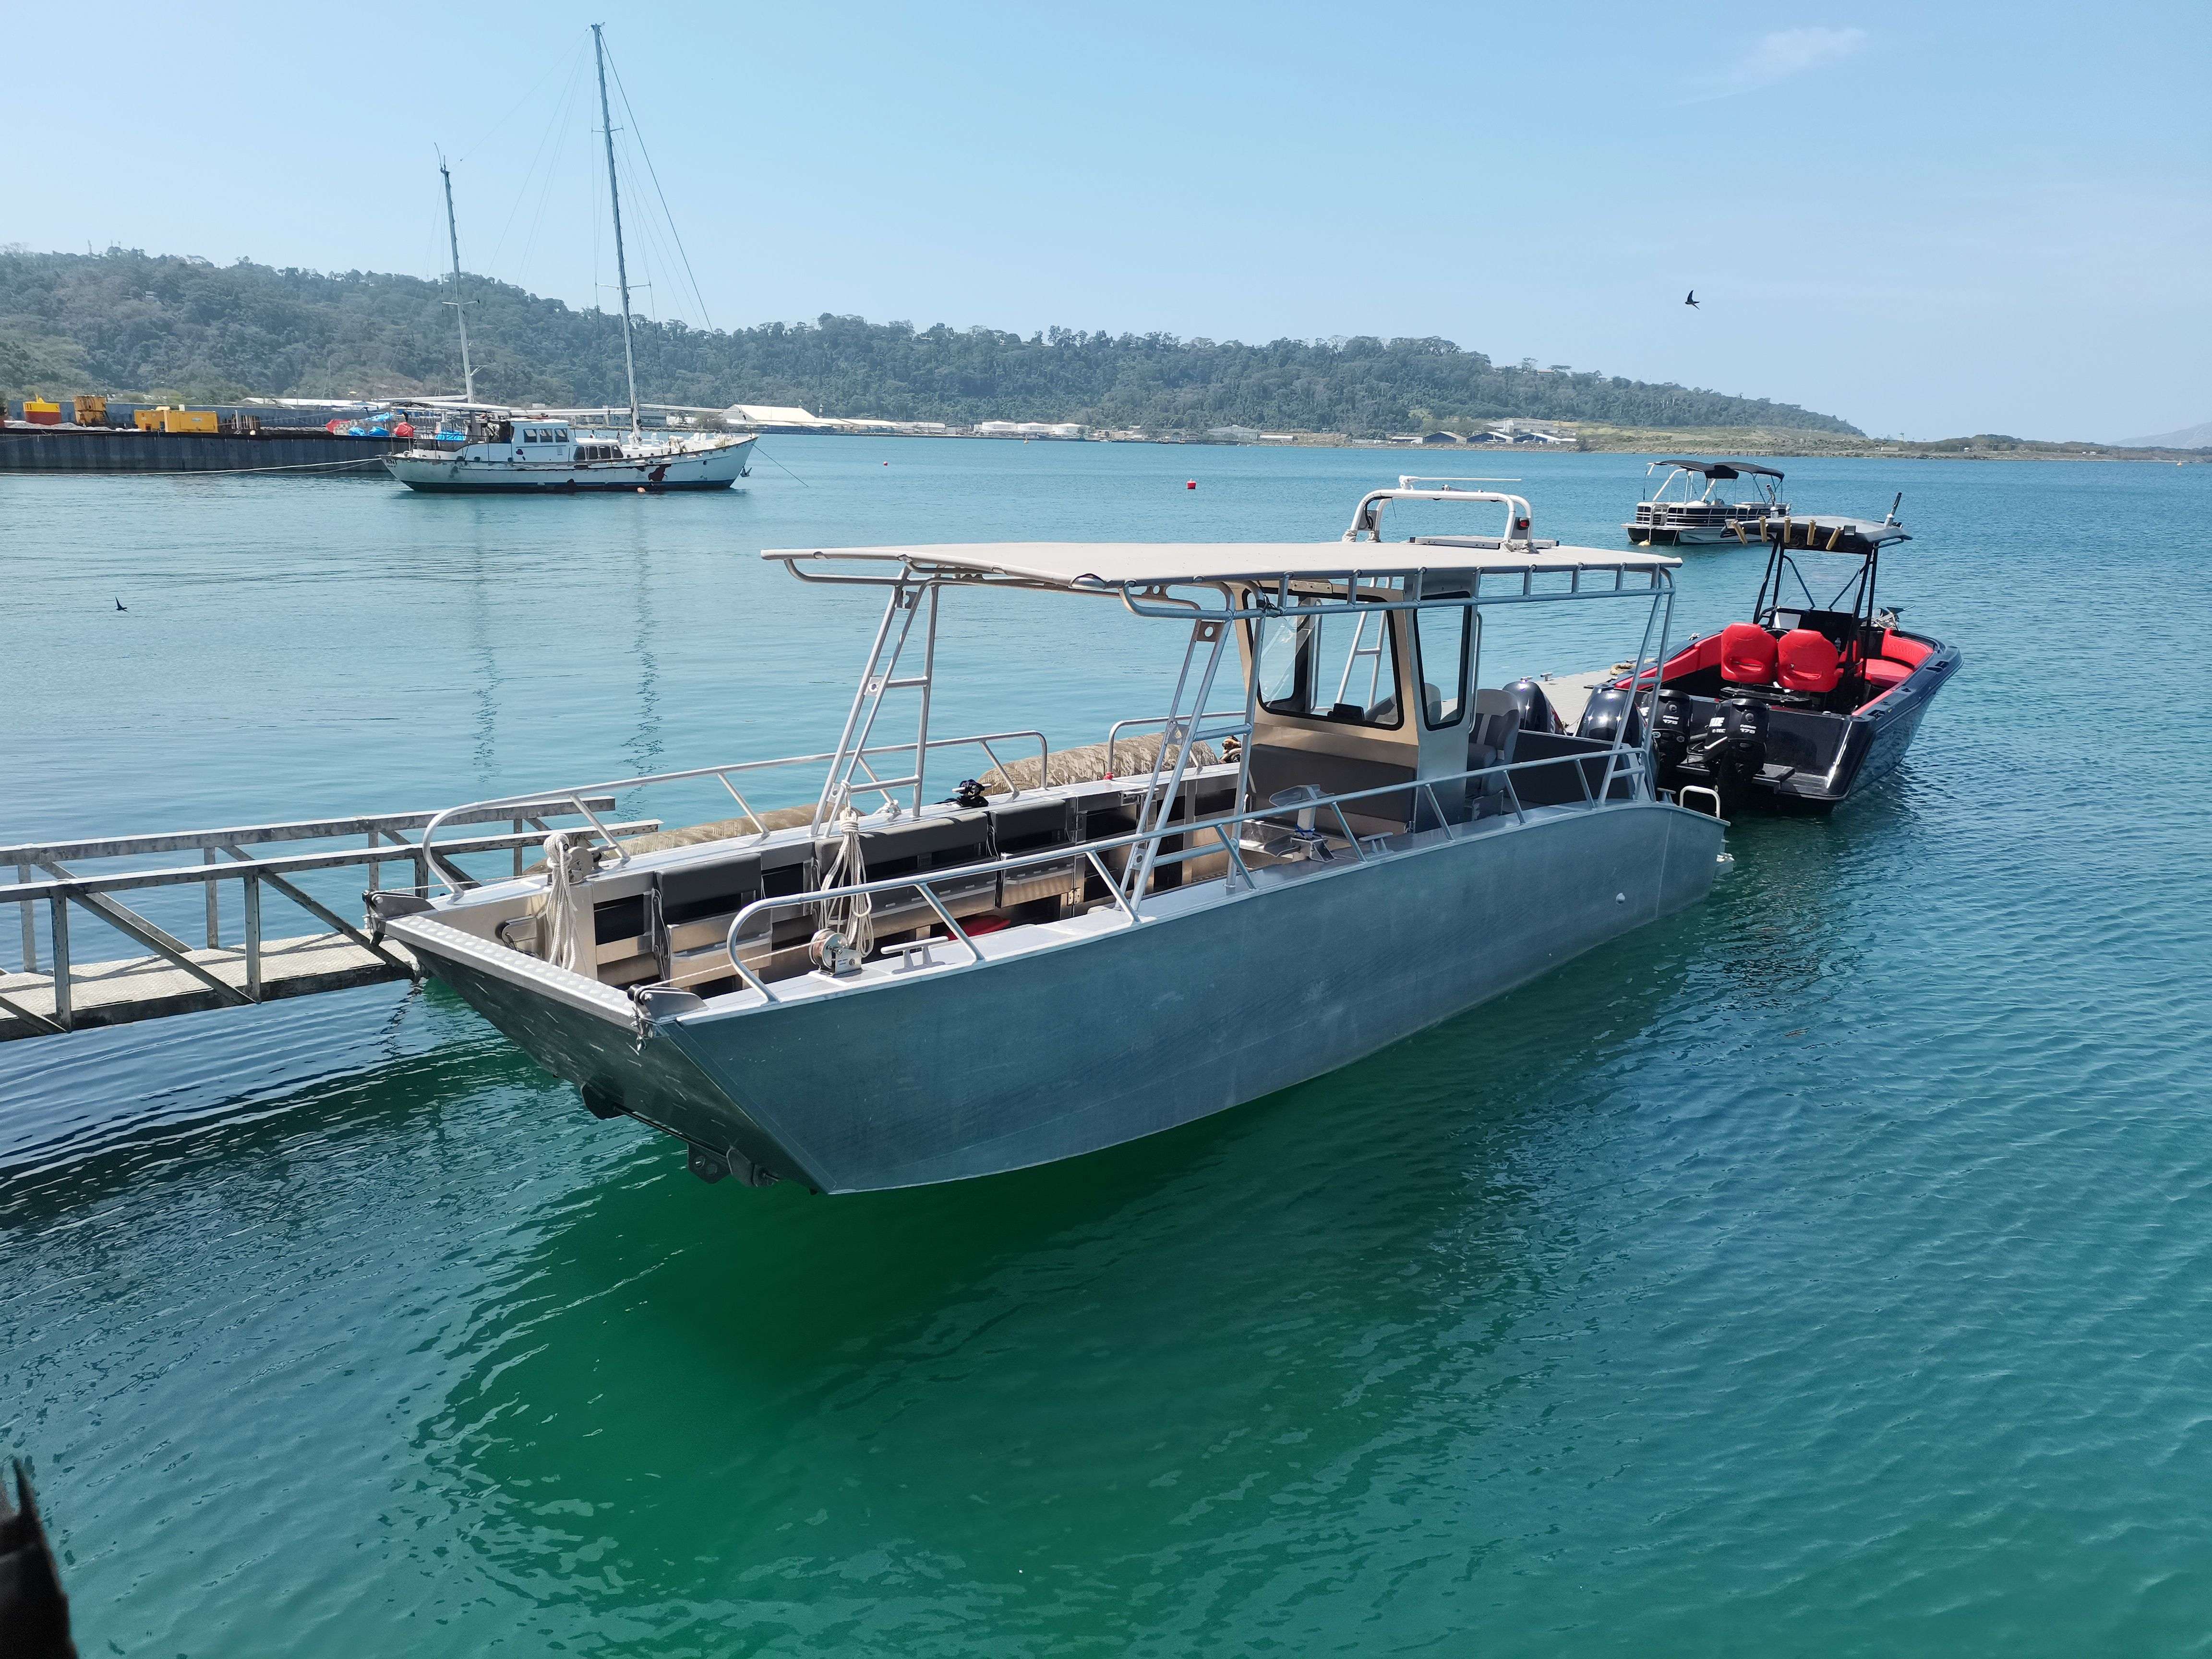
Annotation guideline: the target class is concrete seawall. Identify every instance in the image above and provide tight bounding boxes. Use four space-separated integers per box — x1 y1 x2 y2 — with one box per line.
0 429 406 474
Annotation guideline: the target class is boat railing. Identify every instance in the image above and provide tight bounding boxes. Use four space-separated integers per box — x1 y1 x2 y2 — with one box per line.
415 728 1052 897
714 746 1653 1005
1101 710 1249 780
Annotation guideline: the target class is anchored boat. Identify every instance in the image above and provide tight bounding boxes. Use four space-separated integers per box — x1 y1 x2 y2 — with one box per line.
385 415 753 493
1626 459 1788 546
385 24 754 495
1628 507 1960 814
372 487 1728 1194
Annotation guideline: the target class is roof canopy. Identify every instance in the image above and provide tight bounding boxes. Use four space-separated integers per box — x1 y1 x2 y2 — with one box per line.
1655 458 1785 480
764 540 1681 590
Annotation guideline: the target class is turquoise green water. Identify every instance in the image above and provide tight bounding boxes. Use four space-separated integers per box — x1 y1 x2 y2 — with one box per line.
4 444 2211 1654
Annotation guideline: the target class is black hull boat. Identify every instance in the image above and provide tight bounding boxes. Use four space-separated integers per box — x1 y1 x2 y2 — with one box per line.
1603 509 1960 814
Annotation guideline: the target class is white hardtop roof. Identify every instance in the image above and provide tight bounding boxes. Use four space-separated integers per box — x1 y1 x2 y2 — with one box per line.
764 540 1679 589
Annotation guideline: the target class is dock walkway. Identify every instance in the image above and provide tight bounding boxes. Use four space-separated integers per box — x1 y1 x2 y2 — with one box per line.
2 798 653 1043
0 934 413 1040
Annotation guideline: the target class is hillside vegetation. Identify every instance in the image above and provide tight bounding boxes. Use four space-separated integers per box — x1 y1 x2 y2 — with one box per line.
0 246 1862 437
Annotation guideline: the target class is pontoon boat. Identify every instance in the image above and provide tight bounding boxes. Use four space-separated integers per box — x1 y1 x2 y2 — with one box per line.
372 488 1728 1193
1626 459 1787 546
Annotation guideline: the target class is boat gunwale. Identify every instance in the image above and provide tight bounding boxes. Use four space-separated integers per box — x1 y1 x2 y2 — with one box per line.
403 747 1698 1023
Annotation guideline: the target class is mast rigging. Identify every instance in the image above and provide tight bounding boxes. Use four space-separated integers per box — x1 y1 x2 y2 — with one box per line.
438 152 475 405
591 22 641 436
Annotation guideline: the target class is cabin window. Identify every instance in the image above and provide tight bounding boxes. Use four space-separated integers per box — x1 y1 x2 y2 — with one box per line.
1252 601 1404 728
1414 602 1472 728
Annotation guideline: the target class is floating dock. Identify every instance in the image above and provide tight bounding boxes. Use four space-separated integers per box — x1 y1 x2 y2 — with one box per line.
0 426 406 475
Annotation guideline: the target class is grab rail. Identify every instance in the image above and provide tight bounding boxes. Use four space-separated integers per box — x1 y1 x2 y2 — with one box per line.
715 746 1650 1004
416 728 1050 897
1102 710 1248 779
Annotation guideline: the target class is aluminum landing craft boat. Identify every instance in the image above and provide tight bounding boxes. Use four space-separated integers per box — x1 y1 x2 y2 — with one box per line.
371 488 1728 1194
1590 507 1960 815
1626 459 1787 546
384 416 755 493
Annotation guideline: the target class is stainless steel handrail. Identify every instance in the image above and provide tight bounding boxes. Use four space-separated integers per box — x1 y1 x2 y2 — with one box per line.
1102 710 1250 780
416 728 1051 896
716 746 1651 1003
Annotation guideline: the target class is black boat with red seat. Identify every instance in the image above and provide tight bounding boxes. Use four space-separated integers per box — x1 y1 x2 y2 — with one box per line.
1620 506 1960 813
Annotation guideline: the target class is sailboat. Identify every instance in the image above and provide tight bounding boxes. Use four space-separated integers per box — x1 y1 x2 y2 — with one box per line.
386 25 755 494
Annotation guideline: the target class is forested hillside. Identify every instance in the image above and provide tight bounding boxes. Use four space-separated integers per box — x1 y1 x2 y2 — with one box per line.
0 247 1862 436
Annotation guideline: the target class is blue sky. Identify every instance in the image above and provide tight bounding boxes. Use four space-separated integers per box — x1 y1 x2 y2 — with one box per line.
12 2 2206 440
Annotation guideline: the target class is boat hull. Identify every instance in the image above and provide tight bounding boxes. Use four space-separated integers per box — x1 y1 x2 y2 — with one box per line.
384 435 755 493
399 800 1724 1193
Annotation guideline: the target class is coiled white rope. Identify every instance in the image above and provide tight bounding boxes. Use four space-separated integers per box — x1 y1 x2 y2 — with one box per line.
813 805 873 965
540 830 600 975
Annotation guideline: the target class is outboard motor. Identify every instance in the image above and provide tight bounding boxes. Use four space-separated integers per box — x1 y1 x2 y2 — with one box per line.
1653 689 1695 774
1576 685 1645 747
1704 695 1768 812
1505 677 1565 734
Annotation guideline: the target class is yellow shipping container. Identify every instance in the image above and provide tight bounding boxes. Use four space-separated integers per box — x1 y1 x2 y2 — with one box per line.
134 408 164 430
161 409 219 434
73 395 108 426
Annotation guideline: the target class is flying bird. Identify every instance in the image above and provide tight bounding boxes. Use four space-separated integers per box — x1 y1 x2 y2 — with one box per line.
1684 290 1700 308
114 597 127 611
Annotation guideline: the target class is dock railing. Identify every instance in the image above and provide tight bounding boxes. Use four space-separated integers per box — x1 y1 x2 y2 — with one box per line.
1 799 654 1037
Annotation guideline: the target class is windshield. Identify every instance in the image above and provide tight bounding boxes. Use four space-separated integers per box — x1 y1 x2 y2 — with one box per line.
1252 601 1403 728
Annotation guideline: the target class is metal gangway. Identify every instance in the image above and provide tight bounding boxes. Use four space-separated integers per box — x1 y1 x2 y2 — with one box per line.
0 800 656 1041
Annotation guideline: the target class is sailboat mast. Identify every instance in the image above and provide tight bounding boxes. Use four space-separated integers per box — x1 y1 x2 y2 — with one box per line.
437 154 475 405
592 22 641 436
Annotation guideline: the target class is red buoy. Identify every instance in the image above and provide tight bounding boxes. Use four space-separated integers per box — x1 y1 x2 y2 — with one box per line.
1186 480 1197 490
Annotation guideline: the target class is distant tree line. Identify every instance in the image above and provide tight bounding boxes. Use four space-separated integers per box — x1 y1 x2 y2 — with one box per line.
0 247 1862 435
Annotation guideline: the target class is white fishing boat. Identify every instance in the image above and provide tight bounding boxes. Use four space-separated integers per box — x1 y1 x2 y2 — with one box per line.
371 485 1727 1194
386 25 754 495
1625 459 1788 546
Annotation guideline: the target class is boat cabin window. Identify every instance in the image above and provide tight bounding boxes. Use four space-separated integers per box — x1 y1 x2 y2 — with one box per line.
1414 601 1472 729
1252 601 1404 729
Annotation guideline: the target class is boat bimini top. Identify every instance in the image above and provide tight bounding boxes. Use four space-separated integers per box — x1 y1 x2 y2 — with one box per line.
1650 459 1785 481
770 485 1681 614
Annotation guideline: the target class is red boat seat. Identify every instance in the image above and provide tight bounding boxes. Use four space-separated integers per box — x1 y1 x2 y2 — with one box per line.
1880 630 1933 668
1860 657 1912 691
1719 623 1778 685
1776 629 1841 693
